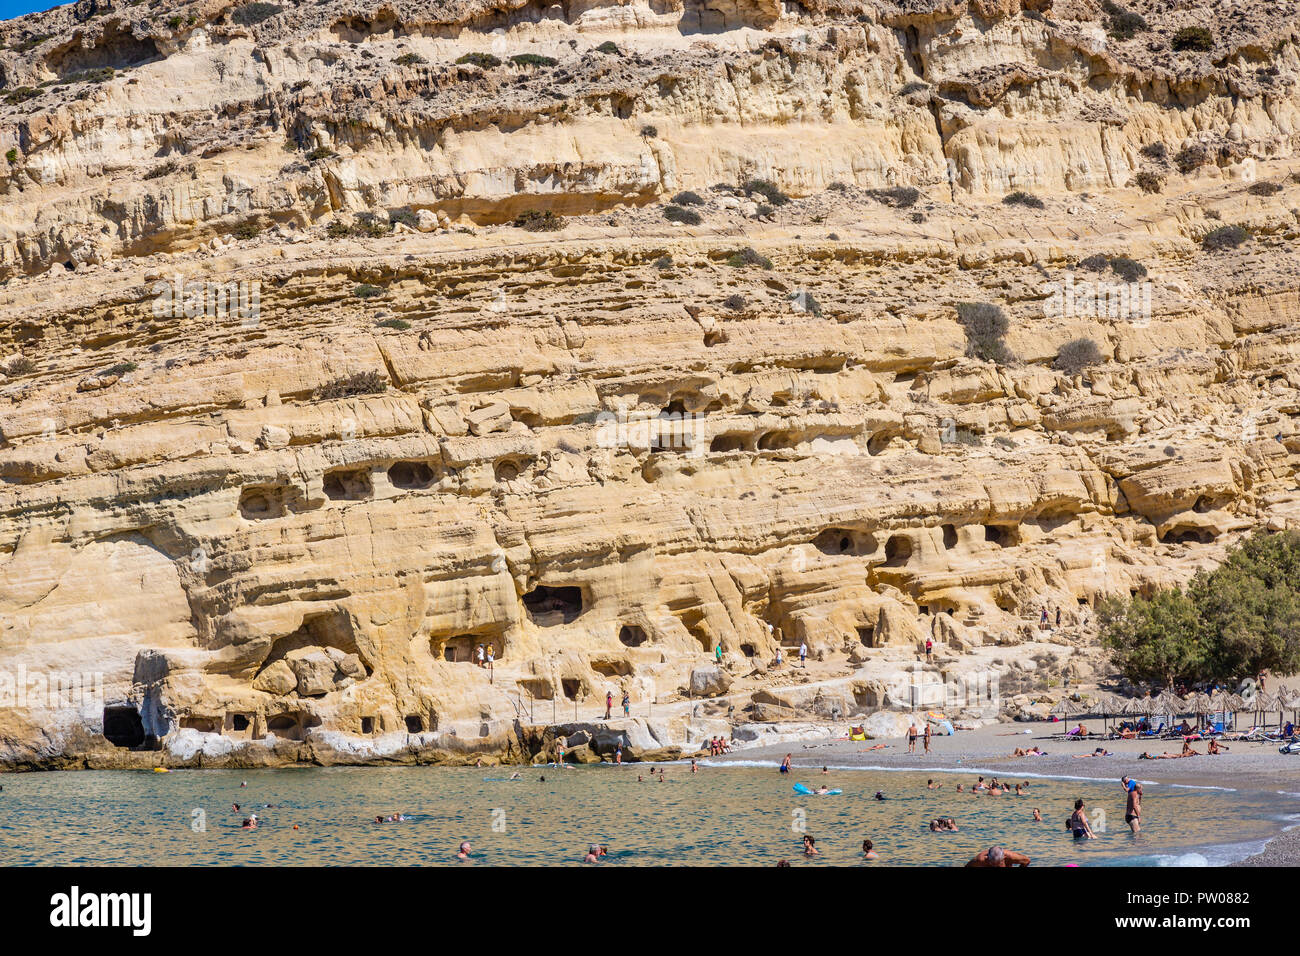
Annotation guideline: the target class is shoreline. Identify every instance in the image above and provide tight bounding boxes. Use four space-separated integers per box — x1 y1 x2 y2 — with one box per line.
708 720 1300 864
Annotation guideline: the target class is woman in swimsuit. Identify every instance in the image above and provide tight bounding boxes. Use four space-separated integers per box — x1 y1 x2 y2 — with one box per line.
1068 799 1095 839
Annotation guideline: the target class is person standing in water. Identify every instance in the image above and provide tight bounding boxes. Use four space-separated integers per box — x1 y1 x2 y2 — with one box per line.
1123 778 1142 834
779 753 792 774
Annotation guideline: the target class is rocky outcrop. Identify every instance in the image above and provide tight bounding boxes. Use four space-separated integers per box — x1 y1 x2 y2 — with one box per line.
0 0 1298 768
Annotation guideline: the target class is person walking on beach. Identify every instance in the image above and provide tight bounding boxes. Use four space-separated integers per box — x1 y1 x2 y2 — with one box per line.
604 691 613 720
622 691 630 717
923 722 932 754
907 721 918 754
799 640 808 667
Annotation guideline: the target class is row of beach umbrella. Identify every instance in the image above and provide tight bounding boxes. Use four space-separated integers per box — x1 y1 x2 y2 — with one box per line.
1050 685 1300 732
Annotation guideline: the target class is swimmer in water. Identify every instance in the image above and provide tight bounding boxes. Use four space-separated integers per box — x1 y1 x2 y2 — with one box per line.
873 791 886 801
509 771 522 780
802 835 818 857
232 803 240 812
457 841 471 860
814 785 830 795
862 839 878 860
241 813 258 829
1032 807 1042 822
966 845 1030 867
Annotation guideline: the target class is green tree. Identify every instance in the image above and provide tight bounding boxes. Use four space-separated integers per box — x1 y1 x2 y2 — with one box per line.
1098 588 1206 687
1187 530 1300 679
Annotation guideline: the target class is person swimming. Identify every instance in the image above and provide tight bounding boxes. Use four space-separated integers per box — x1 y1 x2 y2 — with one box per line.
862 839 878 860
873 791 886 801
457 841 472 860
240 813 258 829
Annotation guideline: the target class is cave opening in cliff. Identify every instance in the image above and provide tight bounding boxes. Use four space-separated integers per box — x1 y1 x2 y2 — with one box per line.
102 705 145 748
405 715 424 733
323 467 373 501
388 460 438 489
46 23 161 75
561 678 582 700
984 524 1015 547
884 535 913 566
741 643 756 657
709 433 747 453
523 585 584 625
942 524 959 550
266 712 320 742
256 611 368 682
618 624 647 647
857 625 875 647
813 528 877 557
226 713 252 735
1163 527 1217 545
239 486 285 520
360 716 375 734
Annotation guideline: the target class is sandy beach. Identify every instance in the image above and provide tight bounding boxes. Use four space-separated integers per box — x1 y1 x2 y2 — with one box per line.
711 720 1300 862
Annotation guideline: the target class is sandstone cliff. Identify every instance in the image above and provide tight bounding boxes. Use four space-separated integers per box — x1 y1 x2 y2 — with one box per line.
0 0 1297 768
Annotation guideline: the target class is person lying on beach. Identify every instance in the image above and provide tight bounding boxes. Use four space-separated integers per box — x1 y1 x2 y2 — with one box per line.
1139 751 1189 759
1072 747 1113 758
966 845 1030 867
1208 738 1228 754
1013 747 1046 756
1117 728 1137 739
1181 739 1201 757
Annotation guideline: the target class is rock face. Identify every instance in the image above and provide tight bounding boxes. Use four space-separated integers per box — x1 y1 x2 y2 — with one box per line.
1 0 1299 767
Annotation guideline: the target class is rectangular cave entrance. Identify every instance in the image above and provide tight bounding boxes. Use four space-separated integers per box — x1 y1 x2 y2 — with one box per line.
856 625 875 647
618 624 648 647
323 467 373 501
360 716 376 734
102 704 146 748
523 585 584 626
561 678 582 700
225 712 253 738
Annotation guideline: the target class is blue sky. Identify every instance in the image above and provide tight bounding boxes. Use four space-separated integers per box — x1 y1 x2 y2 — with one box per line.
1 0 66 22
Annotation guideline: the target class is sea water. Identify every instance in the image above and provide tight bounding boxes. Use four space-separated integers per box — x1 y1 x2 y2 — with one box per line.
0 765 1292 866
